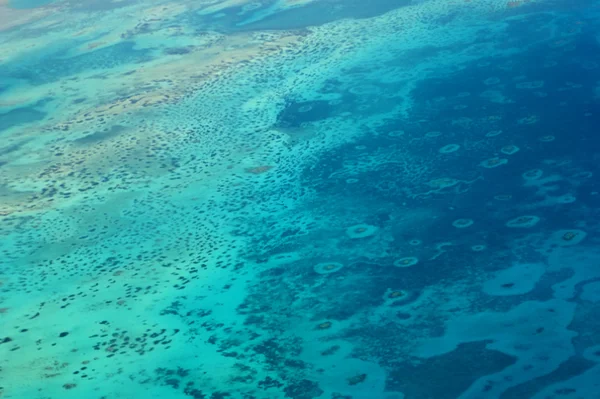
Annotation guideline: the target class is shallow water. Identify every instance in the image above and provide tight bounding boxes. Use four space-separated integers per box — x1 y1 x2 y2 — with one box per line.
8 0 56 9
1 0 600 398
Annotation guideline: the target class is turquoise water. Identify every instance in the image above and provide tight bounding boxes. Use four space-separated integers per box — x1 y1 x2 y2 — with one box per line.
1 0 600 398
8 0 56 9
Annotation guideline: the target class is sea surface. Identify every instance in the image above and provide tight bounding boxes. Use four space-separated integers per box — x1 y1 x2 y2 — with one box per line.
1 0 600 398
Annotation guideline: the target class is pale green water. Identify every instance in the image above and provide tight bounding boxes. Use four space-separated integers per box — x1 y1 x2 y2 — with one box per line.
8 0 56 9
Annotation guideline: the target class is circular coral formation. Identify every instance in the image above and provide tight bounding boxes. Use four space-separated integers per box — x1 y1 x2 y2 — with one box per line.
452 218 474 228
438 144 460 154
409 239 422 246
345 224 378 239
538 135 555 142
245 165 273 174
480 157 508 168
485 130 502 137
506 215 541 228
315 321 332 330
494 194 512 201
269 252 302 265
393 257 419 268
240 2 262 12
345 178 359 184
387 130 405 137
298 104 313 113
516 80 544 89
387 290 407 299
550 229 587 246
428 177 459 189
385 289 420 306
522 169 543 180
425 131 442 138
500 145 520 155
349 84 380 95
557 194 576 204
471 245 486 252
314 262 344 275
518 115 539 125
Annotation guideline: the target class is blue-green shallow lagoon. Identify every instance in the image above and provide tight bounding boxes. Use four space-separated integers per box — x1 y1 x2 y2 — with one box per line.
1 1 600 398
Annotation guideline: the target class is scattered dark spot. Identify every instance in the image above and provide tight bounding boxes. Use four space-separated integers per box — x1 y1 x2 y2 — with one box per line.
347 373 367 386
283 379 323 399
164 47 192 55
258 376 284 390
